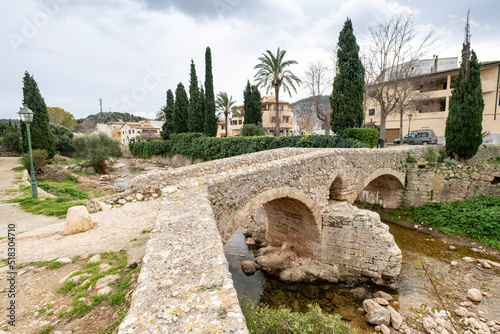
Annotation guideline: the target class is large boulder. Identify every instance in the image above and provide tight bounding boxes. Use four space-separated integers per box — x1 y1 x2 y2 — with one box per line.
365 305 391 326
241 261 257 276
63 206 93 235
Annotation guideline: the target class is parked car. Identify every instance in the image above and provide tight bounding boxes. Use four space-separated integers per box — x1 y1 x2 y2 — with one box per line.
394 130 438 145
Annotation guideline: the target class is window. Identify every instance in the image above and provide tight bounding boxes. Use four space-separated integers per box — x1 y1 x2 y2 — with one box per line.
369 109 375 116
239 120 242 125
128 130 131 134
271 116 276 123
440 101 446 111
283 116 289 123
443 82 447 90
132 129 135 133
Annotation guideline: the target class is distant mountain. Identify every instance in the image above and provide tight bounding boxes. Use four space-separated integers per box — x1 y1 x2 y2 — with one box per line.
291 96 330 130
77 112 147 124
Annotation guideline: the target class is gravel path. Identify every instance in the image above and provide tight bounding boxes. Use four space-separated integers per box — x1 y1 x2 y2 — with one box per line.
0 157 160 264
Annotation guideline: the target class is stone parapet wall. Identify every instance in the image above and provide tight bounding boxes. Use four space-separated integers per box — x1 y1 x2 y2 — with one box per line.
404 164 500 206
118 185 248 334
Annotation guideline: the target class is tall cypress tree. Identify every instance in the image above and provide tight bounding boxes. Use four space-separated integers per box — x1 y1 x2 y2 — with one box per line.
445 12 484 160
204 47 218 136
161 89 175 139
173 83 189 134
243 80 262 125
200 85 206 124
188 60 204 133
330 18 365 132
21 71 55 158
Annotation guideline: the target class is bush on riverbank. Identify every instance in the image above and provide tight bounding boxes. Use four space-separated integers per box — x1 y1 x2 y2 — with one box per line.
243 303 357 334
413 195 500 249
129 133 365 161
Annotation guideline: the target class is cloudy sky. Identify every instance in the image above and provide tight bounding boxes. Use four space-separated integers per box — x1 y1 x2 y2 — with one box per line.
1 0 499 120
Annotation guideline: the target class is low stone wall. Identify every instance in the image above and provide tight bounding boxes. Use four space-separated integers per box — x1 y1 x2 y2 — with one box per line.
118 185 248 334
404 164 500 206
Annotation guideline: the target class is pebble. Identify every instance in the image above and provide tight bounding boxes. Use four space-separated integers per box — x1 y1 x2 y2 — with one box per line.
463 257 475 263
451 261 459 266
449 245 456 250
467 288 483 302
56 257 72 264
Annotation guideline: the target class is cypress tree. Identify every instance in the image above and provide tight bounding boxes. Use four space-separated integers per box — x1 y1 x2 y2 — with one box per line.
173 83 189 133
161 89 175 139
204 47 218 136
21 71 56 158
330 18 365 132
188 60 204 133
243 81 263 125
445 13 484 160
200 85 206 124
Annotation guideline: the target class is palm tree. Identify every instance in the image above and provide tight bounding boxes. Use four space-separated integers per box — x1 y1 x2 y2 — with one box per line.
155 106 166 121
215 92 240 137
254 47 301 136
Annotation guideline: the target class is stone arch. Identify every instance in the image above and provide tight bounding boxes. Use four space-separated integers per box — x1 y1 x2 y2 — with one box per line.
357 168 405 209
235 187 322 258
329 175 347 201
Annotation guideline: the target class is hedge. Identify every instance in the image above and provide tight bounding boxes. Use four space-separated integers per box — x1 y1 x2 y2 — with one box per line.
343 127 378 148
129 133 366 161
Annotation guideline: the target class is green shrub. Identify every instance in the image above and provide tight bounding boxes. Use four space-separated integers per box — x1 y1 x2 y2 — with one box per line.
413 196 500 249
129 134 365 161
343 128 378 148
50 123 75 156
243 303 356 334
73 133 122 173
21 149 50 172
406 155 417 163
423 147 440 163
241 123 266 136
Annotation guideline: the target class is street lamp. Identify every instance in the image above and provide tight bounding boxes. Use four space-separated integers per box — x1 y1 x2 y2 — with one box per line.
407 113 413 138
18 105 38 200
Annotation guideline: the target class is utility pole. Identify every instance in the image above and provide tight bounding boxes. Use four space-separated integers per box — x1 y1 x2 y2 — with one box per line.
98 98 103 115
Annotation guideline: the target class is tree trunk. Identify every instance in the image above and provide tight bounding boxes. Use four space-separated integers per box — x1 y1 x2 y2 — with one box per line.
399 107 404 144
380 113 387 147
224 111 228 137
324 112 331 135
275 86 280 137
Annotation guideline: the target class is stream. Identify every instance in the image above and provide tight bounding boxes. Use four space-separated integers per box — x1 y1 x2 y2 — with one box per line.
224 222 500 332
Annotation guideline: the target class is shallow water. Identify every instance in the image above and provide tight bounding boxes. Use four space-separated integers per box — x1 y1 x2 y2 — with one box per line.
224 222 500 332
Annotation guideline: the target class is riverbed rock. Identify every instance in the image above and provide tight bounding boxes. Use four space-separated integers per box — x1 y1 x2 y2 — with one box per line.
365 305 391 326
455 307 470 317
463 257 475 263
483 259 500 268
279 259 340 283
117 198 127 205
373 291 394 301
135 193 144 201
387 305 403 329
241 228 252 237
467 288 483 302
63 206 93 235
380 324 390 334
241 261 257 276
373 297 389 306
244 238 256 246
350 287 368 300
363 299 379 313
451 260 459 266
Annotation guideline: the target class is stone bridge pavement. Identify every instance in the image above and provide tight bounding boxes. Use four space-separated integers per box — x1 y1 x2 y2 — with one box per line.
118 146 427 333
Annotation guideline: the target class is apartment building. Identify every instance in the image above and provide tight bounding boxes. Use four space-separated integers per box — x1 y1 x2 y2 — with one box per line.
217 95 298 137
365 57 500 143
120 121 163 145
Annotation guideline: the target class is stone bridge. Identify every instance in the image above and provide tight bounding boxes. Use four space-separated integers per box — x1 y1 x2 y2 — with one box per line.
118 146 427 333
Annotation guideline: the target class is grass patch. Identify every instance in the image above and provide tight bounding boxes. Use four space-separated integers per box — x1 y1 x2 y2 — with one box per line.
12 166 25 172
243 302 357 334
8 197 87 218
37 326 53 334
37 180 88 199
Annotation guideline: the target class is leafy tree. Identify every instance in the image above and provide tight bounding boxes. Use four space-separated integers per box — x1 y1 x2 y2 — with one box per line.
216 92 239 137
254 47 301 136
47 106 77 130
173 83 189 133
243 80 262 125
21 71 56 158
241 123 266 136
188 59 204 133
161 89 175 139
445 12 484 160
49 123 74 156
330 19 365 132
72 132 122 173
204 47 218 137
1 122 22 153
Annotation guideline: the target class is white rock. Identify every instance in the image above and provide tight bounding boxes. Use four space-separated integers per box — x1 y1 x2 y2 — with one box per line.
363 299 379 313
467 288 483 302
449 245 456 250
117 199 127 205
56 257 72 264
63 206 93 235
97 286 112 295
95 274 120 290
463 257 475 263
373 291 394 301
487 321 496 327
135 193 144 201
125 196 133 201
387 305 403 330
365 306 391 326
88 254 101 263
451 261 459 266
455 307 470 317
373 297 389 306
460 301 473 307
380 324 390 334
